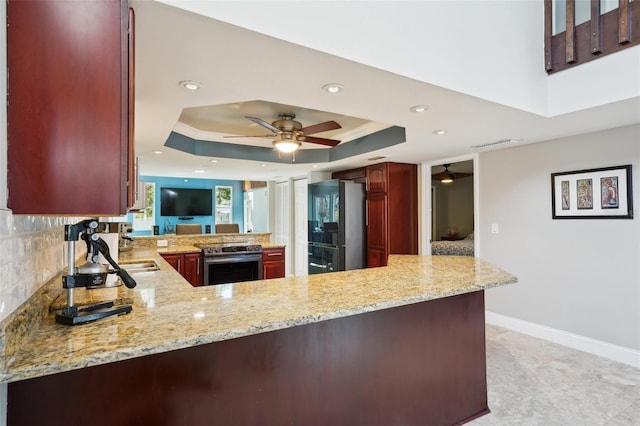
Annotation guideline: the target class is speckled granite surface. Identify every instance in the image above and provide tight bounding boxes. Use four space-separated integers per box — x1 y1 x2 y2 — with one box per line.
0 252 516 383
131 233 272 249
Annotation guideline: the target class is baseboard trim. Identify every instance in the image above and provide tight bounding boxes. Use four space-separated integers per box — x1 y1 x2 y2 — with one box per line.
485 311 640 368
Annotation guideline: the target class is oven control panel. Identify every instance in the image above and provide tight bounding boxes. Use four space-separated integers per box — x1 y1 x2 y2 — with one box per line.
201 244 263 256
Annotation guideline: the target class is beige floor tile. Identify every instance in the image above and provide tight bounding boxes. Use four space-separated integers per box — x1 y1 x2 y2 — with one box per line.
469 325 640 426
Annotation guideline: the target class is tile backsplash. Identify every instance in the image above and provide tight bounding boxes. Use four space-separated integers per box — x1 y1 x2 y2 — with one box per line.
0 210 85 322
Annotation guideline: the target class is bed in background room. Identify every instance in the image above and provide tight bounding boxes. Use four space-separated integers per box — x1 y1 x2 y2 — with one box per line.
431 232 475 256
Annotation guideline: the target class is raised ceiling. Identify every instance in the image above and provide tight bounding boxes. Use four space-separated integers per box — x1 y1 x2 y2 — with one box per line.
177 100 380 149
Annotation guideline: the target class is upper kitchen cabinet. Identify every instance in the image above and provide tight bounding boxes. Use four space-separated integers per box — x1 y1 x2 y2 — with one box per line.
7 0 134 215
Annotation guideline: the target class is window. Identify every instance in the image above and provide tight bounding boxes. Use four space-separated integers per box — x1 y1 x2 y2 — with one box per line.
132 182 155 231
215 186 232 224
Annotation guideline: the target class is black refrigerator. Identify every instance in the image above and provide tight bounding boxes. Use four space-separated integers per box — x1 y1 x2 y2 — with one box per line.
308 179 366 274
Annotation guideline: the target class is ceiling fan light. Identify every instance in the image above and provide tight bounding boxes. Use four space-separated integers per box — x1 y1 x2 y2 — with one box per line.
441 177 453 183
273 139 301 153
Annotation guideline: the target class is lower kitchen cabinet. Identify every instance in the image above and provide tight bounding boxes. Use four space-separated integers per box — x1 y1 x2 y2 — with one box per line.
161 252 202 287
262 247 285 279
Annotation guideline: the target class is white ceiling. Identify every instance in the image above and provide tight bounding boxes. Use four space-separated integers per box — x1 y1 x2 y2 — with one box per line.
131 1 640 181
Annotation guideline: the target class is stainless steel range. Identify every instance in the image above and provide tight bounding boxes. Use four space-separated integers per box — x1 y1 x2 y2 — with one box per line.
195 243 263 285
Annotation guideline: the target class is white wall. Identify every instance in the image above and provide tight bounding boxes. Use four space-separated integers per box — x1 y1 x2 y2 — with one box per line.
479 125 640 351
160 1 640 118
293 178 309 277
547 47 640 116
274 180 291 275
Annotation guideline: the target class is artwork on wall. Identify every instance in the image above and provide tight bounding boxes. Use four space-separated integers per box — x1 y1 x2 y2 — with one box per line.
551 165 633 219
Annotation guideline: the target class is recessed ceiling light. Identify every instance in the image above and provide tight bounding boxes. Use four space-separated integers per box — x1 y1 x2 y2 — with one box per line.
179 80 201 91
312 164 318 168
152 150 163 155
410 105 429 113
209 159 218 163
433 129 447 135
322 83 343 94
261 164 267 167
193 169 205 173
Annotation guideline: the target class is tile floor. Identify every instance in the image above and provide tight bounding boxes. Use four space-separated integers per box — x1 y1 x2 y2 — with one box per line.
469 325 640 425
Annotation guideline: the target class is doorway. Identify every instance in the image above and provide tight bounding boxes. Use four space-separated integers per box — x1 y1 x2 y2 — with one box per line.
421 154 478 256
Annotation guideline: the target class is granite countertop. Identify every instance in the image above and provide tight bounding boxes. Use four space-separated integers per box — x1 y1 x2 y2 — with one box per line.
0 250 516 383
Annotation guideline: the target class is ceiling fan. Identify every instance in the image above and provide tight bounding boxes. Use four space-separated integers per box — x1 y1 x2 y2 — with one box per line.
432 164 473 183
225 113 342 154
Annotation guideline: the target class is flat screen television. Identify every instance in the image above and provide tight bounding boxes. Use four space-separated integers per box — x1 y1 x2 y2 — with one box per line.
160 187 213 216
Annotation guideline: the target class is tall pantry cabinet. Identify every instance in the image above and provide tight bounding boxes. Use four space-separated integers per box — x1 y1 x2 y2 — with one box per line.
7 0 135 215
333 162 418 267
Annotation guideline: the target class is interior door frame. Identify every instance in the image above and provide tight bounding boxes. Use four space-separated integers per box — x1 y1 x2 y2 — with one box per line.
420 153 479 257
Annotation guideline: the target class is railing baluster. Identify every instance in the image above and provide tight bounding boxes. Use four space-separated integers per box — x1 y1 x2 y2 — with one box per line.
618 0 630 43
591 0 602 54
545 0 554 70
566 0 577 63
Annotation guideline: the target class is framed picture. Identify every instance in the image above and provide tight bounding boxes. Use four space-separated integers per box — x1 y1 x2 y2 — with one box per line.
551 165 633 219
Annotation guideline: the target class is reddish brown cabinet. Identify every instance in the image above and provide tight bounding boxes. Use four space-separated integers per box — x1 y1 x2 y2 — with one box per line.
262 247 286 279
7 0 134 215
334 162 418 267
161 252 202 287
365 192 389 267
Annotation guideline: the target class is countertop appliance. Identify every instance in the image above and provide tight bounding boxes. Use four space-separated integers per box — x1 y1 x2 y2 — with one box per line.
56 219 137 325
104 221 134 252
195 243 263 285
308 180 365 274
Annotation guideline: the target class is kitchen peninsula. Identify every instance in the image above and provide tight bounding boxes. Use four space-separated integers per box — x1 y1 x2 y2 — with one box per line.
1 247 516 425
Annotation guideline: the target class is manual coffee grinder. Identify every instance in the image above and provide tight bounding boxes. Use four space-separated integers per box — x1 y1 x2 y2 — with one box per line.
55 219 137 325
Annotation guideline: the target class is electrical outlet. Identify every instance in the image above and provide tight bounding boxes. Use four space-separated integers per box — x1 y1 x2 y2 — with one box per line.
157 239 168 247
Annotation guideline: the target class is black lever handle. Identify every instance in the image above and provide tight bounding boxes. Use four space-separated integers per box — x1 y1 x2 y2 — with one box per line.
91 237 137 289
116 268 137 289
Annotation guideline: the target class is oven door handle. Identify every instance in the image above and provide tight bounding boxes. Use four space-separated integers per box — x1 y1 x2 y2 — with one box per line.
203 254 263 264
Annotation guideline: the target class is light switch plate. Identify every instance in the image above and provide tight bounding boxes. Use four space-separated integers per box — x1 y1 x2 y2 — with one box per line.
491 224 499 234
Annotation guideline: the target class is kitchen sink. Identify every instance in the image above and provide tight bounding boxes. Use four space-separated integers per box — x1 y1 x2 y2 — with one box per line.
121 261 160 273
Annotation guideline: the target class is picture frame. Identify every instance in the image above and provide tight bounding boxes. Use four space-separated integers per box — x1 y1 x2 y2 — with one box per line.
551 165 633 219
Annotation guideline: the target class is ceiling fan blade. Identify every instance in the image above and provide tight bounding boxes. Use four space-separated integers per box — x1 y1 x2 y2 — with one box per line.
300 120 341 135
301 135 341 147
431 171 473 180
245 116 280 134
223 134 275 138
